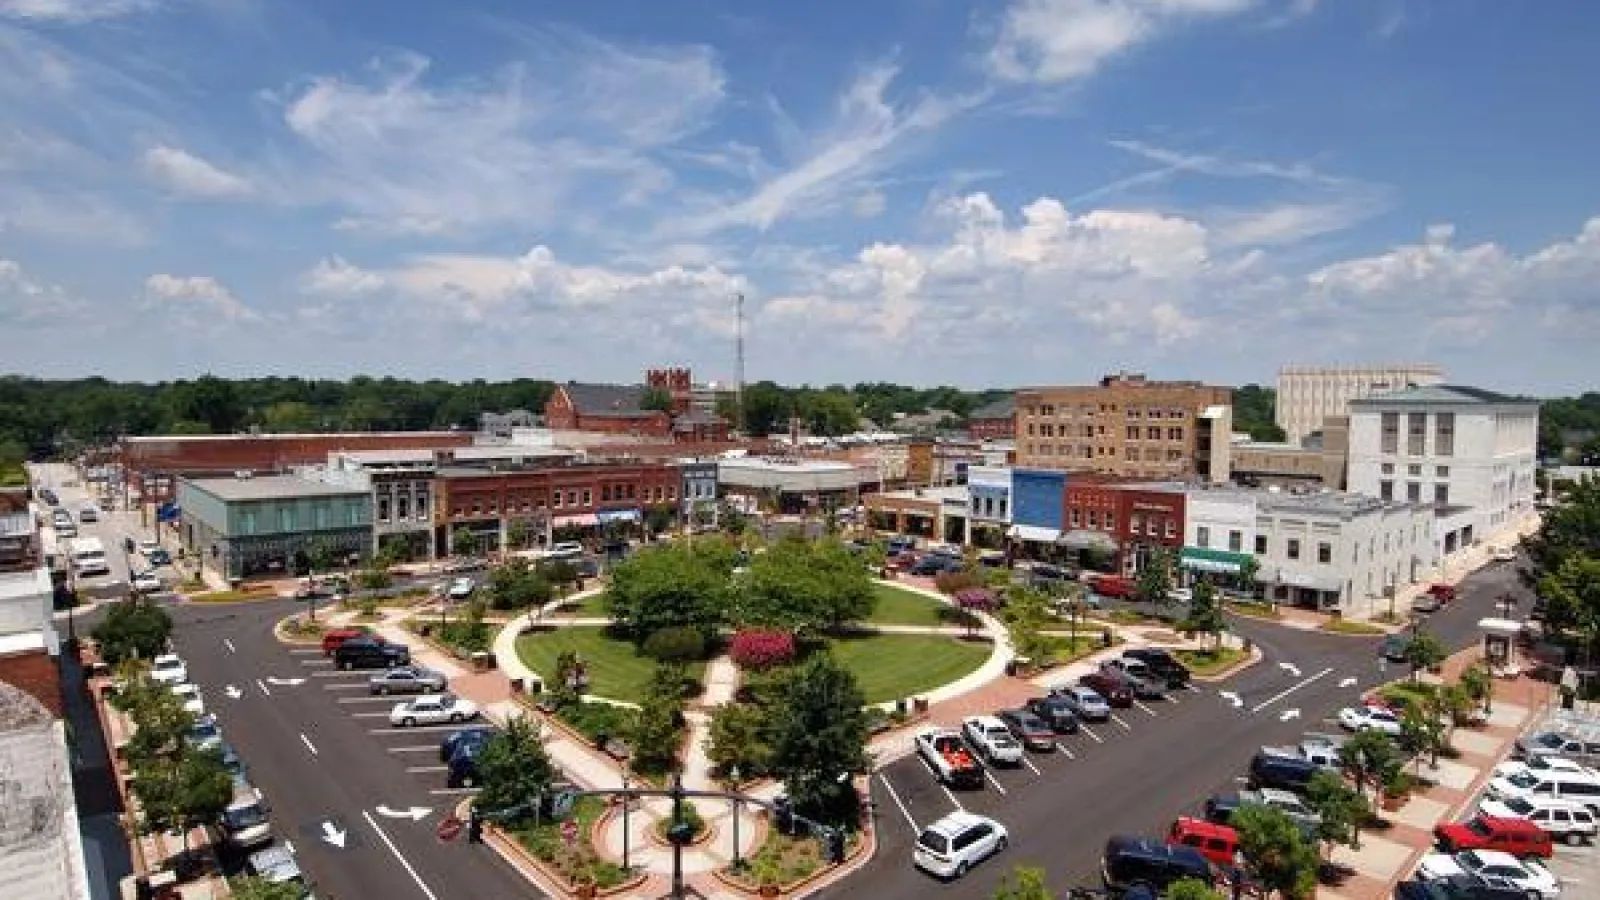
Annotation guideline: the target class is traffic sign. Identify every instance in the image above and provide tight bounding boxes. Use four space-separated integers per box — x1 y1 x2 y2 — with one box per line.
437 815 463 843
560 819 578 846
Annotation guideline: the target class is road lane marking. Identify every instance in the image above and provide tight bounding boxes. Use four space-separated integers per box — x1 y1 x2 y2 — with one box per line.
1251 666 1334 714
255 679 271 697
428 788 478 796
299 733 318 756
876 773 919 832
1133 700 1158 717
405 765 448 774
1022 756 1042 775
1080 724 1104 743
361 810 441 900
387 746 438 754
1055 742 1075 759
322 683 367 691
338 695 399 704
300 659 332 667
939 784 964 810
983 769 1008 794
1110 714 1133 732
223 638 236 654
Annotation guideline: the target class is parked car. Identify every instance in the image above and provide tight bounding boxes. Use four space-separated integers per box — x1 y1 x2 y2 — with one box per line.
1121 648 1192 688
79 504 98 522
185 716 224 752
1339 705 1404 736
335 636 409 670
131 570 162 594
1493 756 1599 781
1056 684 1112 721
996 709 1057 751
389 694 479 727
1394 874 1530 900
368 666 447 695
439 726 497 763
1381 634 1414 662
171 682 205 717
1167 817 1239 868
915 728 984 789
245 845 313 895
1101 659 1167 700
1412 594 1444 614
962 715 1025 766
1296 733 1347 768
1434 814 1555 858
138 538 161 556
910 555 961 577
218 785 273 850
446 577 476 600
1024 695 1079 733
149 653 188 685
1078 672 1134 708
1490 546 1518 563
1478 796 1598 846
1485 765 1600 811
1416 850 1559 899
321 627 375 656
146 548 171 566
1100 835 1213 895
1248 749 1321 794
1207 790 1322 839
913 810 1008 879
1516 730 1600 764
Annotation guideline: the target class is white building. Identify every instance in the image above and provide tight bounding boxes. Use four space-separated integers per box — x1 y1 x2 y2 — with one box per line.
1276 364 1445 446
1347 384 1540 556
1179 487 1258 580
1253 490 1436 615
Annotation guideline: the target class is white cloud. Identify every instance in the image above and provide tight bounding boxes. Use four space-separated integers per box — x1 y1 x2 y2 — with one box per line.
1208 197 1386 247
1106 138 1347 188
853 189 888 219
985 0 1259 85
141 145 253 198
0 186 145 243
0 0 157 21
143 273 260 321
0 256 87 324
299 256 384 296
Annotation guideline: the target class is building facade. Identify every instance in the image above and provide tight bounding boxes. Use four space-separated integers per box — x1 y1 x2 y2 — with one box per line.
966 466 1013 547
1252 490 1435 614
1180 487 1258 580
1276 364 1445 446
177 474 374 581
1061 480 1184 573
1229 416 1349 489
1014 373 1233 482
544 369 729 442
967 396 1016 440
679 461 719 524
1347 384 1540 553
433 461 682 552
717 458 875 514
1010 468 1066 544
0 486 61 718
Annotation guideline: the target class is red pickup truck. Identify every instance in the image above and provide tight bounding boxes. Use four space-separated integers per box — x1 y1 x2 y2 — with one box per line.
1089 574 1136 598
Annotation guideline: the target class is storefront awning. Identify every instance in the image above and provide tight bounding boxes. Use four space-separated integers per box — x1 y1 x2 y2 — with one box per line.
553 514 599 528
1180 547 1252 574
1058 529 1118 551
596 509 641 524
1008 525 1061 543
1258 569 1343 593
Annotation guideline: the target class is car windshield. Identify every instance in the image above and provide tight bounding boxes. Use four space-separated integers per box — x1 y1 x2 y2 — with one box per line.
1507 771 1539 788
154 659 181 671
1466 818 1492 836
1505 797 1533 814
1533 732 1566 749
916 830 949 854
225 804 268 829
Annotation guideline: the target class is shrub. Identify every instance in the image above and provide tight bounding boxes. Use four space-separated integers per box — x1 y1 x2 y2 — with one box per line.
729 629 797 671
933 571 980 595
642 626 707 663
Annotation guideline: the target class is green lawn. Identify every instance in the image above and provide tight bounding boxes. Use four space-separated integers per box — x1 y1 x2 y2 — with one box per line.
867 584 951 627
1176 646 1248 677
552 591 611 618
824 633 990 704
515 626 704 702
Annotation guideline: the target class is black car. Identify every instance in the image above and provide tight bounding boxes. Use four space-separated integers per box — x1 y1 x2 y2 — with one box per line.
1203 794 1241 826
1393 874 1527 900
1024 695 1079 733
1121 648 1192 688
997 709 1058 751
1101 835 1213 894
334 636 410 670
439 726 497 763
1247 750 1320 794
909 555 961 577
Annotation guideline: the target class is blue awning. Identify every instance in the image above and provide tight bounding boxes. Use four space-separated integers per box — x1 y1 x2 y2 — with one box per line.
596 508 641 524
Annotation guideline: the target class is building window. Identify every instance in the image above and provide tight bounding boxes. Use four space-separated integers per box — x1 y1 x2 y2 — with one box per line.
1228 530 1242 552
1255 534 1268 554
1106 512 1116 531
1026 424 1036 436
1168 427 1183 441
972 496 982 513
397 496 409 520
1381 412 1399 453
1407 412 1426 455
580 489 591 506
1317 542 1332 564
1435 465 1450 477
1379 480 1393 501
1287 539 1301 560
1126 426 1140 440
1070 508 1081 527
567 490 578 506
1435 412 1455 457
1146 426 1160 440
486 498 498 515
1125 447 1137 460
1434 484 1450 505
1407 464 1422 476
668 486 677 501
1196 526 1210 548
998 499 1008 518
1088 511 1098 528
602 485 612 502
1131 513 1144 534
1381 463 1394 475
1406 482 1420 503
418 494 429 519
377 498 390 522
1164 520 1175 539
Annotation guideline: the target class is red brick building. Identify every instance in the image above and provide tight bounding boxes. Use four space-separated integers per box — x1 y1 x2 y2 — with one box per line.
967 396 1015 441
119 432 472 503
544 368 729 442
1063 478 1185 574
433 460 683 550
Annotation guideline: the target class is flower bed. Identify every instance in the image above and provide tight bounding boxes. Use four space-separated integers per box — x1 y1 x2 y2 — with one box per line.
189 584 279 603
719 828 865 895
1175 646 1249 677
508 796 632 892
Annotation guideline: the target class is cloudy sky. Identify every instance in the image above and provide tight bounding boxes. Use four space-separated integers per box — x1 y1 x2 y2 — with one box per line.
1 0 1597 393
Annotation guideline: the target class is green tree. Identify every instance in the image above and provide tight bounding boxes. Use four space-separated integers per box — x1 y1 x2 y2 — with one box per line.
1001 587 1057 665
486 558 552 611
474 716 556 816
1404 630 1447 682
1305 769 1371 855
1339 729 1401 803
258 401 320 433
168 374 246 434
1135 548 1175 608
543 559 579 596
767 654 870 827
1535 553 1600 653
131 747 233 853
451 526 479 559
1182 579 1226 648
706 702 772 779
640 386 675 413
736 537 873 634
506 518 531 550
991 865 1054 900
113 670 196 762
1232 804 1320 900
302 539 336 580
229 877 307 900
605 543 734 643
92 599 173 665
1236 555 1261 597
1401 694 1448 765
629 664 690 775
1166 879 1227 900
1459 663 1493 716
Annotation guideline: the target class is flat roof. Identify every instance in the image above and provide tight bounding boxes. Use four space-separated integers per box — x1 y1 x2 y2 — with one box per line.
718 457 857 473
125 431 463 443
183 474 367 502
0 567 51 604
334 446 574 465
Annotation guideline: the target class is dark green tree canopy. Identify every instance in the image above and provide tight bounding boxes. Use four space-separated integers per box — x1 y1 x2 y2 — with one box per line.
766 653 871 826
605 541 737 641
735 537 874 633
93 599 173 665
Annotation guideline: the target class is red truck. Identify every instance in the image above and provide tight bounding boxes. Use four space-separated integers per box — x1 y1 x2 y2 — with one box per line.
1089 574 1136 598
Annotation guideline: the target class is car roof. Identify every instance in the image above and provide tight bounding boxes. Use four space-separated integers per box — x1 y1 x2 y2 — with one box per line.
1258 788 1299 802
965 714 1006 727
927 810 992 835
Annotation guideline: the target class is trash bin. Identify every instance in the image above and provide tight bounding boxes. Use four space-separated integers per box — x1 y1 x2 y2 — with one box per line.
1101 628 1113 648
894 698 908 715
471 651 490 673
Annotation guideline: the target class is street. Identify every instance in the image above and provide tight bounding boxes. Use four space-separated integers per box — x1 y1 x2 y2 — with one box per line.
28 462 178 602
845 556 1534 898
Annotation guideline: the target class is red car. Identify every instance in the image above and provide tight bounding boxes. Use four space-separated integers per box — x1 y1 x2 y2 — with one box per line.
1425 583 1457 604
321 627 377 656
1169 817 1239 867
1090 574 1136 598
1434 815 1553 858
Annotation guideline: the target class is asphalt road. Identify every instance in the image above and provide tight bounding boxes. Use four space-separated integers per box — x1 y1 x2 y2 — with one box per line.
166 599 543 900
28 462 178 601
844 556 1536 899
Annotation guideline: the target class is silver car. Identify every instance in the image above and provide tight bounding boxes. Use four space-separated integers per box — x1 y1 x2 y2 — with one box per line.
368 666 448 695
1055 685 1111 722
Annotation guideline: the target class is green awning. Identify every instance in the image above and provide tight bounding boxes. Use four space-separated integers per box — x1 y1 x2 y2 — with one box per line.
1180 547 1252 574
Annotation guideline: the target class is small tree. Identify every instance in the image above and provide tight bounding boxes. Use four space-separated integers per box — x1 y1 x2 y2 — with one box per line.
1135 548 1174 608
131 747 233 856
1339 729 1401 803
1402 694 1449 766
487 558 552 611
767 653 870 827
991 865 1055 900
230 877 307 900
1166 879 1226 900
506 518 531 550
706 702 772 779
1305 769 1371 855
451 526 479 559
474 716 555 818
1404 630 1447 682
1459 663 1493 716
1183 579 1227 649
1236 555 1261 597
304 539 335 580
92 599 173 665
1232 804 1319 900
629 664 689 775
115 670 197 763
543 559 580 597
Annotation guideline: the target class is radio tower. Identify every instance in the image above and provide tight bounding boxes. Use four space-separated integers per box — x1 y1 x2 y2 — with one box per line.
734 292 745 437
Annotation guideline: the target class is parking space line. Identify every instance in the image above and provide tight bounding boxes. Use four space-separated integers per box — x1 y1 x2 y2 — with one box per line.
1110 714 1134 732
938 784 964 811
322 683 366 691
311 670 370 678
1055 742 1075 759
983 769 1008 795
1021 756 1042 775
1080 724 1104 743
338 695 398 704
299 733 318 756
300 658 332 666
387 746 438 754
352 711 392 719
372 725 466 734
288 648 319 656
429 788 478 796
406 765 448 774
1165 692 1180 705
876 773 919 832
1133 700 1159 717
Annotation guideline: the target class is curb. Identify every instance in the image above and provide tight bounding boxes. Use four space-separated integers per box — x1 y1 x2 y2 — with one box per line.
1187 644 1264 683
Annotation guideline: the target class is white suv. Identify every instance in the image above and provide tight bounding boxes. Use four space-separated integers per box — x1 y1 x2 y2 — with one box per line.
913 810 1007 879
1480 795 1598 845
962 715 1024 766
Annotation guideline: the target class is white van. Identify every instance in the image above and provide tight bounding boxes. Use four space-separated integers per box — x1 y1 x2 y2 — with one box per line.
69 537 109 577
1487 766 1600 812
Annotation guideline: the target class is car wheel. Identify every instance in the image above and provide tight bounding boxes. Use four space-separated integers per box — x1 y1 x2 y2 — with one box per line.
1567 832 1585 846
994 837 1007 854
461 774 475 788
338 659 350 671
403 717 417 727
450 713 463 723
955 861 969 878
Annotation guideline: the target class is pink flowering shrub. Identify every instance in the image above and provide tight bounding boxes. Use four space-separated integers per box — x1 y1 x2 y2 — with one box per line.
729 629 797 671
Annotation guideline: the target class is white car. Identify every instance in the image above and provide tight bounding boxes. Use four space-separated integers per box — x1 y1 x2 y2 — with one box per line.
550 541 584 556
138 538 161 555
1493 757 1598 781
1478 795 1598 846
171 683 206 717
913 810 1008 879
446 577 476 600
149 654 188 685
1490 546 1517 562
389 694 480 727
1417 849 1560 899
1167 587 1193 603
132 570 162 593
961 715 1024 766
1338 705 1403 736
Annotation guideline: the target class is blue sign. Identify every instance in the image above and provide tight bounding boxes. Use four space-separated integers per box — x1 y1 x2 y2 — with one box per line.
156 502 181 522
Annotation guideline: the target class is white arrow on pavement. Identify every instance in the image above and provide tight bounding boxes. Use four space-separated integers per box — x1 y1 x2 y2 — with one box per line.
1280 708 1301 722
266 677 307 687
376 805 432 821
1219 691 1243 709
320 821 347 849
223 685 242 700
1279 662 1302 677
1339 676 1358 688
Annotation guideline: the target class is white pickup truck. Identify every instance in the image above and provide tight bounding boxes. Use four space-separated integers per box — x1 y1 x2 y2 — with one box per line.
915 728 984 789
962 715 1025 766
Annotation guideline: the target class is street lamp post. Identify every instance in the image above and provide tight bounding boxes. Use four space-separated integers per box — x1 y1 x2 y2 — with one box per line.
729 765 743 872
619 762 632 871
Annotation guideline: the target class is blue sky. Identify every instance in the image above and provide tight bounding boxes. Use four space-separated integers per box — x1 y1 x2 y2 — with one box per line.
1 0 1597 394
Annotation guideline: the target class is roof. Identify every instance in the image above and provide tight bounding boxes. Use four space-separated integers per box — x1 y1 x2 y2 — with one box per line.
183 474 368 502
969 396 1015 420
1351 383 1531 406
560 383 650 415
0 681 89 900
123 431 462 443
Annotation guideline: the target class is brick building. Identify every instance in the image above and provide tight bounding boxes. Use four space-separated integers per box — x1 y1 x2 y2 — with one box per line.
543 369 729 442
1014 372 1233 482
1063 478 1186 574
433 460 683 551
118 431 472 504
967 396 1015 440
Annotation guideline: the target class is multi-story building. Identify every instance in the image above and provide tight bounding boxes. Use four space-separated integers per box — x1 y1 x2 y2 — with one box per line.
719 458 877 514
1009 468 1067 546
1014 373 1233 482
176 474 374 581
1180 486 1258 580
966 466 1013 548
967 396 1015 441
0 486 62 717
1229 416 1349 489
1251 489 1435 615
679 461 719 525
1062 479 1184 573
1347 384 1540 556
434 461 682 551
544 368 730 442
1276 364 1444 446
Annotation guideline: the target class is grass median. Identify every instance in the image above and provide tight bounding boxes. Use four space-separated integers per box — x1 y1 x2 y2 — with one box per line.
824 632 990 704
515 626 704 701
866 583 951 627
1175 646 1249 677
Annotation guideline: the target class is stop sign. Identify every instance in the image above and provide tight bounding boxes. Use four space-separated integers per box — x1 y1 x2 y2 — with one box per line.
436 815 464 843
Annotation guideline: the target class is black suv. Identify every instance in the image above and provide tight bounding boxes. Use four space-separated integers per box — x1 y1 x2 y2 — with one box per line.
1121 648 1192 688
1247 750 1320 794
335 637 410 670
1101 835 1213 895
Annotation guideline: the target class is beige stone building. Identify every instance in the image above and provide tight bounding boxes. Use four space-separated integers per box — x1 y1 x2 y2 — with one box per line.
1275 364 1444 446
1014 373 1233 482
1230 416 1350 489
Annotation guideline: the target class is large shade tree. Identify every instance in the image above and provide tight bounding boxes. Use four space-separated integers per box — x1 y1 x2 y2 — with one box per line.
767 654 871 827
605 540 737 643
735 537 874 634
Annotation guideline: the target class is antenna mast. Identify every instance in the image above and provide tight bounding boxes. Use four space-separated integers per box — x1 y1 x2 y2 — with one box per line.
734 292 745 437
